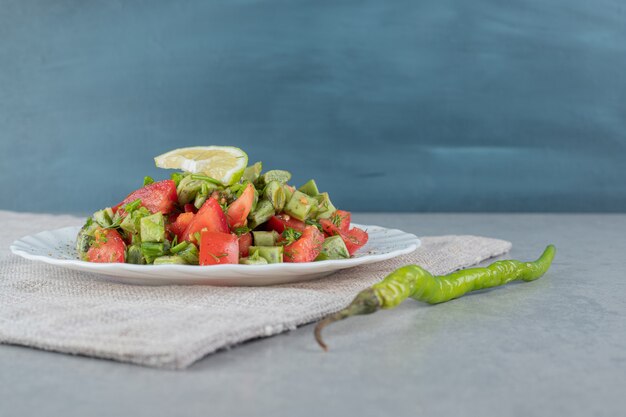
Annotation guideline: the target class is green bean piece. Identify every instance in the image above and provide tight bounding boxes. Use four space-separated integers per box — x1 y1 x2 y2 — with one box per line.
176 175 202 205
229 182 244 196
283 190 317 221
257 170 292 186
120 206 150 235
141 242 166 264
119 215 136 235
140 213 165 243
251 187 259 212
239 256 269 265
169 241 190 254
264 181 286 211
298 179 319 197
249 246 283 263
177 175 219 205
314 245 556 351
283 185 295 203
240 249 268 265
252 231 279 246
242 162 263 183
126 245 146 264
178 243 199 265
314 192 337 220
153 255 187 265
247 199 275 229
194 182 211 209
93 208 115 228
315 236 349 261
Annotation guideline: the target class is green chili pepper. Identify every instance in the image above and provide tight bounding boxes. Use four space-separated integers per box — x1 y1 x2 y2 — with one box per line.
314 245 556 351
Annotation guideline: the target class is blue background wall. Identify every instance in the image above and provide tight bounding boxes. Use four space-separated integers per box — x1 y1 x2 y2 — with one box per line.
1 0 625 213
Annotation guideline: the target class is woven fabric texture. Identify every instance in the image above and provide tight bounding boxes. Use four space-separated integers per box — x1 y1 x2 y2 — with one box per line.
0 211 511 369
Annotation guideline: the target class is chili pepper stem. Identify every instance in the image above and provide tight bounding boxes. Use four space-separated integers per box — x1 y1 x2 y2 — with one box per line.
314 288 381 351
313 317 335 352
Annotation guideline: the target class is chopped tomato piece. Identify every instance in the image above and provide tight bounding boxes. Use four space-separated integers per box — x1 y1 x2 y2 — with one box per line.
113 180 177 215
342 227 369 255
238 232 253 258
199 231 239 265
334 210 351 232
182 197 229 243
320 210 351 236
284 225 324 263
183 203 197 213
267 214 306 234
320 217 369 256
226 183 255 229
169 212 194 242
86 228 126 263
320 218 340 237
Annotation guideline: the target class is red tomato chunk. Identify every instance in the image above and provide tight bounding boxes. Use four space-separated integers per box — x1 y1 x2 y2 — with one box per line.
168 212 194 242
334 210 351 232
227 183 255 229
87 228 126 263
113 180 177 215
320 214 368 256
267 214 306 234
342 227 368 255
183 198 229 243
284 225 324 263
199 231 239 265
238 232 253 258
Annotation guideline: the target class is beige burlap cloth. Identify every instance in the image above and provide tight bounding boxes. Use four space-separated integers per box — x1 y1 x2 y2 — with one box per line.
0 211 511 369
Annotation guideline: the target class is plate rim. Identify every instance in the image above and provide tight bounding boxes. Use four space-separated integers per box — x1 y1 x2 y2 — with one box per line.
9 223 420 279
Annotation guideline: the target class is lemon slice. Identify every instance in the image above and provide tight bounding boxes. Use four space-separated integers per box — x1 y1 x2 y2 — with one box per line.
154 146 248 185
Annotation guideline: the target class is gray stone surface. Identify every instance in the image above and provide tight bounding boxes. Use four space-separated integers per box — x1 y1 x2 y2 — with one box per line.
1 213 624 417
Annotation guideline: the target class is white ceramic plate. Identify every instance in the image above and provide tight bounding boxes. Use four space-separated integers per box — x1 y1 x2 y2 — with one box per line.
10 224 420 286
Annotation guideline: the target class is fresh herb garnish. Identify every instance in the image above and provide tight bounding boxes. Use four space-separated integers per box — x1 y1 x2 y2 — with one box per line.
233 226 251 236
281 227 302 245
190 174 222 186
171 172 184 187
305 219 323 232
208 252 229 262
124 198 142 213
170 240 189 254
330 213 342 227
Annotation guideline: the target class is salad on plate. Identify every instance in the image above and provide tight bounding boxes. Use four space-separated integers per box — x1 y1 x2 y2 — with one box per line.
76 146 368 266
